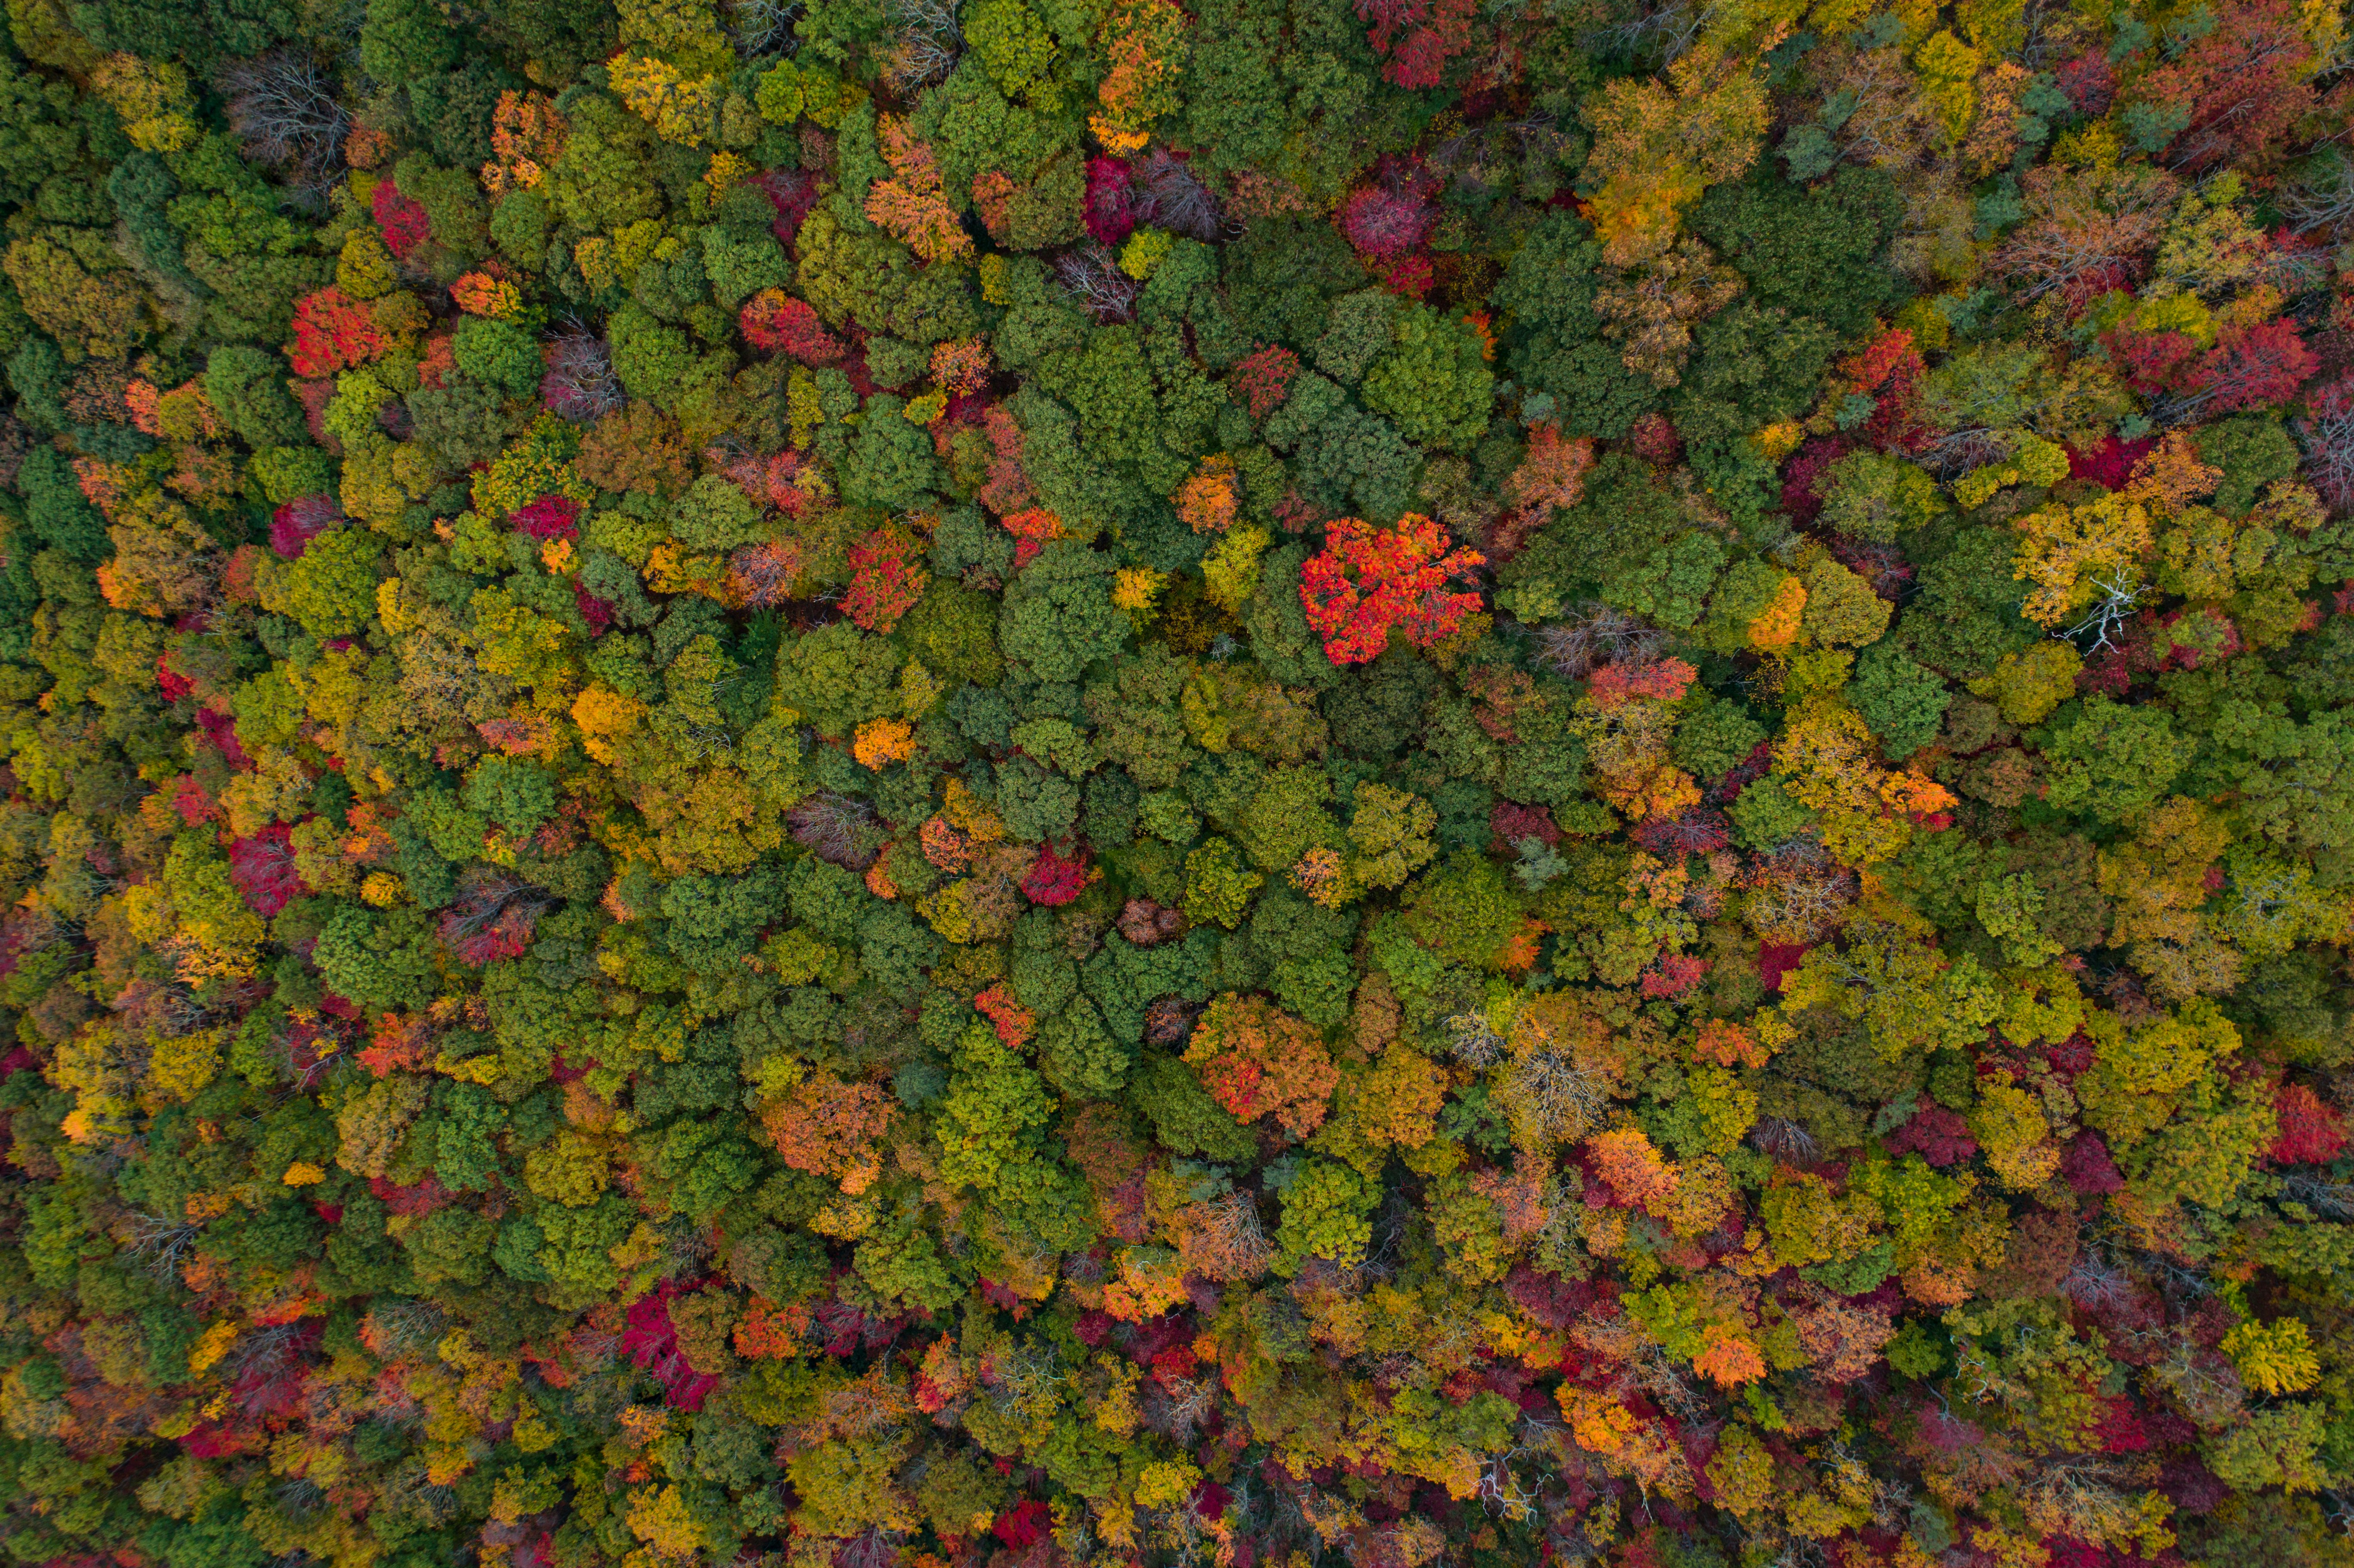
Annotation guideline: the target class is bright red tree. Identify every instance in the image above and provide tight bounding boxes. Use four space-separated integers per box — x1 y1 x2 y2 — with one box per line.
1299 513 1486 665
739 289 845 364
1354 0 1479 90
372 178 430 258
1338 182 1431 263
288 286 389 378
843 529 928 632
2180 317 2318 416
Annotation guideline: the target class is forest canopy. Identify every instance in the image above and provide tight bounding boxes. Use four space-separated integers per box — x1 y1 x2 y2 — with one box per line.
3 0 2354 1565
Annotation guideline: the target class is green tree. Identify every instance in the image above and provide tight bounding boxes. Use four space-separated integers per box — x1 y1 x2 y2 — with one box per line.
2043 697 2196 825
1818 450 1943 544
998 539 1128 681
268 527 381 638
1688 166 1909 337
1495 211 1659 439
453 316 543 398
203 344 305 446
314 902 441 1014
774 619 900 739
361 0 460 83
838 395 947 509
1359 302 1493 453
1273 1158 1375 1274
1849 642 1951 760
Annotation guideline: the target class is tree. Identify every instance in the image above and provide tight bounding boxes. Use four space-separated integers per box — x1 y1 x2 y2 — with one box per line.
1690 166 1909 337
5 235 154 360
864 115 972 264
204 344 306 447
2175 319 2319 419
998 539 1129 681
2012 493 2154 631
1090 0 1189 152
1183 993 1336 1136
741 289 847 362
452 315 542 398
1229 344 1298 420
361 0 458 81
288 286 391 378
1272 1158 1375 1272
762 1074 896 1192
936 1020 1055 1190
1582 46 1769 266
775 619 900 739
265 526 381 638
1299 514 1485 666
313 902 439 1014
1818 450 1942 544
1800 559 1893 648
1359 303 1493 452
1992 161 2180 305
1181 837 1262 929
1345 781 1438 892
965 0 1060 106
1848 638 1951 765
2043 697 2196 824
1086 641 1198 787
1398 850 1532 971
843 528 928 633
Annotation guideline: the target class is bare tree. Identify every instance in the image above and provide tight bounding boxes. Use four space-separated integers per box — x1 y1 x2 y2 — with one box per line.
1131 148 1225 243
438 867 555 964
119 1209 202 1280
2280 1173 2354 1220
1053 243 1143 323
2059 570 2143 653
275 1481 328 1521
1578 0 1706 63
541 328 625 422
2279 147 2354 240
364 1299 449 1360
1498 1045 1610 1149
1751 1116 1822 1163
726 0 803 54
1991 162 2179 303
217 51 349 207
788 791 883 868
2296 374 2354 516
2062 1250 2135 1309
834 1531 906 1568
1530 602 1670 679
1445 1010 1507 1068
879 0 961 92
1745 846 1857 944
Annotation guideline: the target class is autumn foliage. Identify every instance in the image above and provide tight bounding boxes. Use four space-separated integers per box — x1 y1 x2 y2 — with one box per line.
1183 993 1339 1136
5 1 2354 1565
1298 513 1486 664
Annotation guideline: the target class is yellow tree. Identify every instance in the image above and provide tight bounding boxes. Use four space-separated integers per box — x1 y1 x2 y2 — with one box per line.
1583 46 1769 265
2013 493 2155 632
1090 0 1190 153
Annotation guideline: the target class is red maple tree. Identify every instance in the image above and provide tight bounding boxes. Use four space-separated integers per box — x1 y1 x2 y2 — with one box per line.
739 289 845 364
842 529 928 633
1298 514 1485 665
287 286 388 378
